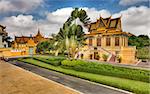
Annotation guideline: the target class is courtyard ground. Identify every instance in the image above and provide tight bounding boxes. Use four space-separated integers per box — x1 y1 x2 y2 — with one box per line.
0 60 80 94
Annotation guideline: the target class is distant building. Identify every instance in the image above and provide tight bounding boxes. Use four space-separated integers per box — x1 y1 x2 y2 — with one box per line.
81 16 136 64
0 25 11 57
0 25 8 48
12 29 48 55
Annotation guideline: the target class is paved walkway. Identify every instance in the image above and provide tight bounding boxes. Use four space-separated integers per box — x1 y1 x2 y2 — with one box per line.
0 60 80 94
8 61 131 94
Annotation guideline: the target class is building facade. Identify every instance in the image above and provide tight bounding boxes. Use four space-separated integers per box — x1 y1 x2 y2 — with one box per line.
81 16 136 64
0 25 11 57
12 29 48 56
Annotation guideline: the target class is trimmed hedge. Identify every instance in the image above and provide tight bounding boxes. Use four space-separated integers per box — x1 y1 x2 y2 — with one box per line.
33 57 62 66
61 60 150 83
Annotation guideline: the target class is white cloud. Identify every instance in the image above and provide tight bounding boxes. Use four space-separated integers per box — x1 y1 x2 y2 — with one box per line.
46 8 73 24
1 6 150 39
113 6 150 36
119 0 148 6
0 0 43 13
1 15 37 37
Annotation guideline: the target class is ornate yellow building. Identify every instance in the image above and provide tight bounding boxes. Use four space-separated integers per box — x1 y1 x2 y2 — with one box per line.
81 16 136 64
12 29 48 56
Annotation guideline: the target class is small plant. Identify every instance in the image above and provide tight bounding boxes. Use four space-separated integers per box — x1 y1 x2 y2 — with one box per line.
102 54 108 61
117 56 122 63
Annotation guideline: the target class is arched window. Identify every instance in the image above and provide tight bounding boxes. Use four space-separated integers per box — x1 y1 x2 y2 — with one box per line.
106 37 111 46
97 37 101 46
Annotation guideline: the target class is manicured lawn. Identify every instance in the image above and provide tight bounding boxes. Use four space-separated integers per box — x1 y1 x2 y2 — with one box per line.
18 58 150 94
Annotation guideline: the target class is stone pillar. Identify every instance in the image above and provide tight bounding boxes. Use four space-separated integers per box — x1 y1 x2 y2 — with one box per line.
125 37 128 47
102 36 106 47
111 36 115 47
121 37 124 46
93 37 96 47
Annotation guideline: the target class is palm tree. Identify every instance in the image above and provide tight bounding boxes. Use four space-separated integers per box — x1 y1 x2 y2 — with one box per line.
54 8 90 59
66 8 90 26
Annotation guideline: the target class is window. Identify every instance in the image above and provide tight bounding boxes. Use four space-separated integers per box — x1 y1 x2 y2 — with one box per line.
106 37 111 46
115 37 119 46
97 37 101 46
124 37 126 46
89 38 93 46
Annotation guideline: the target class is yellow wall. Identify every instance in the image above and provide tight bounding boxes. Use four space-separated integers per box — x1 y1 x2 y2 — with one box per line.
120 46 136 64
0 48 12 57
83 34 136 64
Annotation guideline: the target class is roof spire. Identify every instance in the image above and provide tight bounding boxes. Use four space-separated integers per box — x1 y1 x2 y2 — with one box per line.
100 14 102 18
36 28 42 37
38 28 40 34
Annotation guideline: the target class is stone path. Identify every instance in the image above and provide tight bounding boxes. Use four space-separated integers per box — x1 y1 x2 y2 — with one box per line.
0 60 80 94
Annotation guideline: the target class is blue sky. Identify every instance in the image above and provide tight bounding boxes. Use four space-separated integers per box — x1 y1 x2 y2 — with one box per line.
0 0 149 37
0 0 149 20
42 0 148 12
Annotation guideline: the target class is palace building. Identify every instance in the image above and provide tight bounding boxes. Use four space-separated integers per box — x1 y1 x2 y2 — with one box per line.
81 16 136 64
12 29 48 56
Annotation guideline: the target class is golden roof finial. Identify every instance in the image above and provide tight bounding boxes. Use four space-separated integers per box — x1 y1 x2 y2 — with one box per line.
100 14 102 18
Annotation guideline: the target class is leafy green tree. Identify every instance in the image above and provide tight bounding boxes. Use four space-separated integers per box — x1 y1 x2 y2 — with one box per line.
128 35 150 48
129 35 150 59
36 39 55 54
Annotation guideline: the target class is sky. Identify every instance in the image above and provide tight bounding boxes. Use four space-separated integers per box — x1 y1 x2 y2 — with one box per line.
0 0 149 38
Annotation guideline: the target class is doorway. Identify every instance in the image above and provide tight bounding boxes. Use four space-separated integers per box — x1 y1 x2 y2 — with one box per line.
29 47 34 55
94 52 99 60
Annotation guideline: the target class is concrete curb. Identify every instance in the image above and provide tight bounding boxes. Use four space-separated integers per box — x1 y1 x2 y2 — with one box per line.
80 79 133 94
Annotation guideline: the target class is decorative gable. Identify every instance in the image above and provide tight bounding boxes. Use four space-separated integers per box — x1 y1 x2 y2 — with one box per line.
99 17 106 28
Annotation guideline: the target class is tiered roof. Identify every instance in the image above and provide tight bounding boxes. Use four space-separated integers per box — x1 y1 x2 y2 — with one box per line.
89 16 122 31
14 29 46 44
86 16 132 36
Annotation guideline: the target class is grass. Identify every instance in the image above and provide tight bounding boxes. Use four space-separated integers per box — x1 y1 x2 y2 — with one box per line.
18 58 150 94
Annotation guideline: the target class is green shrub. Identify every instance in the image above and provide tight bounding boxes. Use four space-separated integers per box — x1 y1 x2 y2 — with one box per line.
137 47 150 59
33 57 61 66
61 59 87 67
47 57 65 61
102 54 109 61
61 60 150 83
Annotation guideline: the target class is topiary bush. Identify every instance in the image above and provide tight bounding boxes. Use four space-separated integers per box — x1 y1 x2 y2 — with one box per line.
61 60 150 83
33 57 62 66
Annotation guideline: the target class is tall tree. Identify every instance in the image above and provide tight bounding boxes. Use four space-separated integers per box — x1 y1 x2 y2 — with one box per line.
54 8 90 58
128 35 150 48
